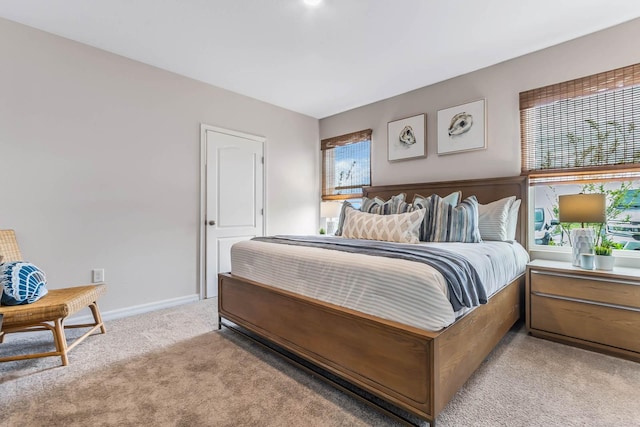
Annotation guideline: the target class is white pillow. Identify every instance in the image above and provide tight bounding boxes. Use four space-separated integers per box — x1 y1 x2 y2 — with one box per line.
342 207 425 244
477 196 516 241
505 199 521 241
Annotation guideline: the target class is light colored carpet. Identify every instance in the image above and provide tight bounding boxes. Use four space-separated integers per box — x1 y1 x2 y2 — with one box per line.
1 299 639 426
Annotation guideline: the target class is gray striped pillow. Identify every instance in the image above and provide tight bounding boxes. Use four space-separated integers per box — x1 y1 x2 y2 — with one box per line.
378 193 407 214
412 191 461 241
361 193 406 214
426 195 482 243
477 196 516 241
361 196 384 213
334 201 353 236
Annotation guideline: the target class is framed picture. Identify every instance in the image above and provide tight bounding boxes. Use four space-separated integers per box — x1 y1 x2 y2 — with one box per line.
437 99 486 155
387 113 426 162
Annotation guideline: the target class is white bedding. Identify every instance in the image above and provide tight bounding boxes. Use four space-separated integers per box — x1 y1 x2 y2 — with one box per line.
230 238 529 331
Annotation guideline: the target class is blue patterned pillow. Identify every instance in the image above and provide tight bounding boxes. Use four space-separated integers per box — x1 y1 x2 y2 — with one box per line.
361 193 407 215
412 191 462 241
420 195 482 243
377 193 407 215
334 201 353 236
360 196 384 213
0 261 48 305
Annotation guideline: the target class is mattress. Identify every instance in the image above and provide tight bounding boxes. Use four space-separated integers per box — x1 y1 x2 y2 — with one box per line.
230 238 529 331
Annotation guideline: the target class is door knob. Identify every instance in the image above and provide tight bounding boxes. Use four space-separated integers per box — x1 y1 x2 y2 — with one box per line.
208 220 216 226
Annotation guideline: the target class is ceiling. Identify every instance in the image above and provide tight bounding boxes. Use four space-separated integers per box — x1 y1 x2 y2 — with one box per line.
1 1 640 119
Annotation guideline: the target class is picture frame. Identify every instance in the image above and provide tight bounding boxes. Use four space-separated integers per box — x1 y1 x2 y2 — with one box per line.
437 99 486 155
387 113 426 162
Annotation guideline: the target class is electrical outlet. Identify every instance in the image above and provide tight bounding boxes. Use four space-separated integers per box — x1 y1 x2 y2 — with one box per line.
92 268 105 283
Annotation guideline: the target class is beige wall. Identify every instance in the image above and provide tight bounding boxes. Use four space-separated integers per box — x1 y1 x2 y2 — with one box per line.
320 18 640 186
0 18 319 313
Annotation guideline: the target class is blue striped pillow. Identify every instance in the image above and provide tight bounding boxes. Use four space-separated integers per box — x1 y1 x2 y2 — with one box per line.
360 193 406 215
360 196 384 213
378 193 408 215
424 195 482 243
334 201 353 236
412 192 461 241
0 261 48 305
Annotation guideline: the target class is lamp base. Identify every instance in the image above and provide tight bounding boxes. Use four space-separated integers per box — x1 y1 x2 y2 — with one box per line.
326 219 337 235
570 228 595 267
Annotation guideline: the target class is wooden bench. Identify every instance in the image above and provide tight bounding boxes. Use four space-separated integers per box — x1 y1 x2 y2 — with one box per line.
0 230 107 366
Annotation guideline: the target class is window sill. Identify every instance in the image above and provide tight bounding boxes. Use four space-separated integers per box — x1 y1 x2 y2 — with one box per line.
529 245 640 269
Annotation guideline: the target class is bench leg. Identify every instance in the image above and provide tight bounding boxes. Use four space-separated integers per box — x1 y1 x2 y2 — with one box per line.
89 301 106 334
53 318 69 366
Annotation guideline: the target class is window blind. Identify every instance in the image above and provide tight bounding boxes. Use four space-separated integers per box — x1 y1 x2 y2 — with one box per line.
321 129 372 201
520 63 640 177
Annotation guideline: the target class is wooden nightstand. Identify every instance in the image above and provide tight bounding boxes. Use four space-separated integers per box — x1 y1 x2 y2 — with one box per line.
526 259 640 362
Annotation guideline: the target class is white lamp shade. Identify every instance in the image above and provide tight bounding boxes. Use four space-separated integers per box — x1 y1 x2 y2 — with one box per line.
558 194 606 224
321 201 343 218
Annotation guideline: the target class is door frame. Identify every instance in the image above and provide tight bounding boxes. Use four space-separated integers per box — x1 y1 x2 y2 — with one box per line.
199 123 267 299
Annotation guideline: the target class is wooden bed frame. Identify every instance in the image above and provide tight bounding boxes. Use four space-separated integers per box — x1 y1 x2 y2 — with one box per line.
218 175 528 425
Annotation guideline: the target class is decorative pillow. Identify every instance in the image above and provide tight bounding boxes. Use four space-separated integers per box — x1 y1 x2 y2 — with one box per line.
0 261 48 305
360 193 406 215
342 206 425 244
334 201 353 236
390 201 415 214
412 191 462 241
377 193 407 215
477 196 516 241
335 194 410 236
505 199 522 241
412 191 461 207
425 195 482 243
360 196 384 213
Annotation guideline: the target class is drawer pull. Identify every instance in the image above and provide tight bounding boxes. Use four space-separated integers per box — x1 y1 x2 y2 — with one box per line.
532 291 640 313
530 270 640 287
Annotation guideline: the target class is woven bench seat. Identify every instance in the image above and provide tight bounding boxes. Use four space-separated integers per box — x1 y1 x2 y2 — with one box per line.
0 285 107 366
0 230 107 366
0 285 106 328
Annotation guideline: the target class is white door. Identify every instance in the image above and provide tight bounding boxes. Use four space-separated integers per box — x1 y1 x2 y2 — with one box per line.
204 126 264 298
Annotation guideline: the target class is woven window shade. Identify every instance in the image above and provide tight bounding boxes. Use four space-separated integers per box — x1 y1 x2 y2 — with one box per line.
321 129 372 200
528 169 640 186
520 63 640 178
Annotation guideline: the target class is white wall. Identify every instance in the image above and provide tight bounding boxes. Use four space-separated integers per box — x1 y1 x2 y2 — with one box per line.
319 18 640 186
0 18 319 313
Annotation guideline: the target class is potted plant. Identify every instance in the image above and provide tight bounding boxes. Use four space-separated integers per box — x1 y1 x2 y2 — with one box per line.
593 239 618 270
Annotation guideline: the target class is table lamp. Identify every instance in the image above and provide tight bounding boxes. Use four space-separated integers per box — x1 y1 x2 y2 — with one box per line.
558 193 606 267
320 201 343 235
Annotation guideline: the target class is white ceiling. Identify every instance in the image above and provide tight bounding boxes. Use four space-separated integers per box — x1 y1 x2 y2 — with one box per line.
1 1 640 118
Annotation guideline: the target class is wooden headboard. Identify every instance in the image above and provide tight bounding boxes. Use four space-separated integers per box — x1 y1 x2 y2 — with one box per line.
363 175 529 247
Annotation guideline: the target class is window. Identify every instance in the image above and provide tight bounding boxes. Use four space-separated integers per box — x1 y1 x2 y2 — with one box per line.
321 129 371 201
520 64 640 251
532 181 640 250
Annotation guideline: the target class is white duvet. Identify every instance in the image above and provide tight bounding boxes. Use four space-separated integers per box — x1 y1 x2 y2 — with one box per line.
230 238 529 331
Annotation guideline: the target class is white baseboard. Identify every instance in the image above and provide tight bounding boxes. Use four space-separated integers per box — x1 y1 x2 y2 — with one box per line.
69 294 201 324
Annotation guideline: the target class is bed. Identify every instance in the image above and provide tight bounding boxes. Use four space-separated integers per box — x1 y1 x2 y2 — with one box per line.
218 175 529 425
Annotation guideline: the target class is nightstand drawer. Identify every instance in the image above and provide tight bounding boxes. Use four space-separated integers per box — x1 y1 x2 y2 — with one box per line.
531 294 640 353
530 269 640 309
